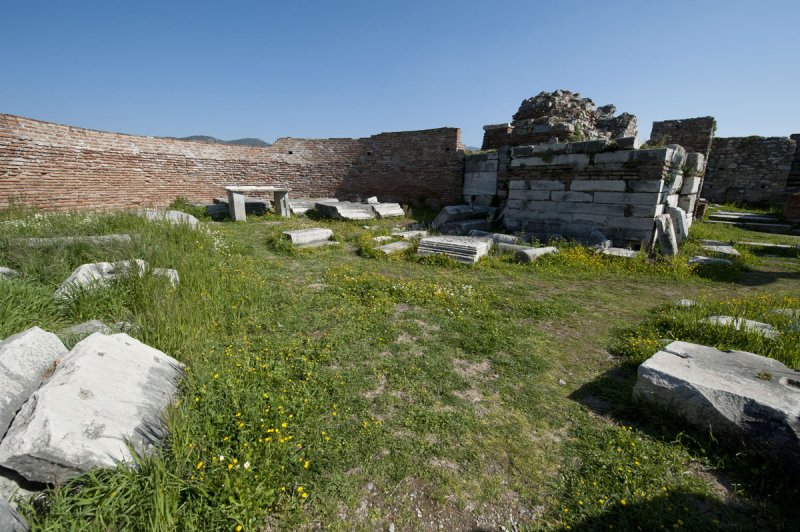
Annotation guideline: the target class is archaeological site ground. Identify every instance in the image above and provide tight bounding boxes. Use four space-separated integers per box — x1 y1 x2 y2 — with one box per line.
1 90 800 531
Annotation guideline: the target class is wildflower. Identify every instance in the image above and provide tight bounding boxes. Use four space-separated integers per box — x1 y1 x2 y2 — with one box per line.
620 499 627 506
196 461 204 470
235 526 242 531
304 460 310 469
213 373 219 379
301 493 308 499
297 486 304 493
244 461 250 470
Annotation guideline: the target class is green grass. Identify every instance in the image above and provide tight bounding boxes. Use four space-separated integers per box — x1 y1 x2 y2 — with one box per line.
1 207 798 530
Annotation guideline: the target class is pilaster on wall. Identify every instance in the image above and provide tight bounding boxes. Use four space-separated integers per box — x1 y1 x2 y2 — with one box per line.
0 114 464 211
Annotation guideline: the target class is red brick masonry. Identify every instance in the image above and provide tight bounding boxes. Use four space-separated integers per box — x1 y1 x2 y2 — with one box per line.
0 114 465 211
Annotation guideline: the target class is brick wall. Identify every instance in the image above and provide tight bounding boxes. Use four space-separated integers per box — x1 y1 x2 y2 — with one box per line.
648 117 716 158
0 114 464 211
703 136 797 205
481 124 512 150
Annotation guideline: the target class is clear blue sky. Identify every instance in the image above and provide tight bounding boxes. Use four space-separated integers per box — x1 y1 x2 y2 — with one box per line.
2 0 798 147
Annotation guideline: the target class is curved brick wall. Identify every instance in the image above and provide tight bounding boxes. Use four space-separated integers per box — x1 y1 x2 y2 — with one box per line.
0 114 464 211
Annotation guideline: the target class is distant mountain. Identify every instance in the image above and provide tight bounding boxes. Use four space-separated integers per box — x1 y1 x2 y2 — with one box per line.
464 146 482 151
171 135 271 147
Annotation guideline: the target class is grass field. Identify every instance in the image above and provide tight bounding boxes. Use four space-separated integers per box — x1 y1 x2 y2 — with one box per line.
1 205 798 530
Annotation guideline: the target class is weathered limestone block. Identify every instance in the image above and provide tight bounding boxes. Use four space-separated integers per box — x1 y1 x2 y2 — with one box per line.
54 259 148 300
615 136 641 150
366 196 379 204
138 209 199 229
288 198 338 216
688 255 732 266
0 498 28 532
602 247 640 258
463 171 497 197
633 341 800 465
417 236 492 264
0 333 183 483
0 266 19 280
0 327 69 438
654 214 678 256
315 201 375 220
497 243 558 263
371 203 405 218
699 240 740 258
680 176 703 195
702 316 779 339
392 230 428 240
152 268 180 287
667 206 689 243
373 236 394 243
282 228 333 245
431 205 490 230
376 241 412 254
468 230 520 244
58 320 112 338
570 180 627 192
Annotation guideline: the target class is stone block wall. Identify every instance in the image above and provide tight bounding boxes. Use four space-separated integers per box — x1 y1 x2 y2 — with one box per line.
703 136 797 205
0 114 464 211
649 117 716 157
502 141 699 247
463 151 498 206
481 124 512 150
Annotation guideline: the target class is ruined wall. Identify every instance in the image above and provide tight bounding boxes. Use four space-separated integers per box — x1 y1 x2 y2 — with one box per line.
703 136 797 205
0 114 464 211
502 141 700 247
481 124 512 150
649 117 716 157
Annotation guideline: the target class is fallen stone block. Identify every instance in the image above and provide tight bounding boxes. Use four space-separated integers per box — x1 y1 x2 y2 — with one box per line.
688 255 732 266
371 203 405 218
376 241 412 254
0 498 28 532
55 259 148 300
152 268 180 288
417 236 492 264
138 209 199 229
699 240 740 258
282 228 333 245
496 243 558 262
676 299 696 308
468 230 520 244
654 214 678 256
702 316 779 339
602 247 640 258
0 327 69 438
392 230 428 240
365 196 379 204
373 236 394 243
315 201 375 220
0 333 183 484
431 205 490 230
633 341 800 466
288 198 338 216
0 267 19 280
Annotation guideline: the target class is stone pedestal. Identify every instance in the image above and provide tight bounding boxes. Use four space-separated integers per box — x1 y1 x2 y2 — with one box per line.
227 190 246 222
273 191 290 217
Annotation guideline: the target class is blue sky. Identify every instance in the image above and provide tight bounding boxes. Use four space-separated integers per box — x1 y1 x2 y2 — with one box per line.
2 0 798 147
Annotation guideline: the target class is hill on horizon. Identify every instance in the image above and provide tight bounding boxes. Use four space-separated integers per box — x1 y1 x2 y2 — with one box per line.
170 135 271 147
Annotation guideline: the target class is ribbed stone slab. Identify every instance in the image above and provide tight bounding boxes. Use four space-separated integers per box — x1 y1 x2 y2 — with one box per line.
702 316 779 339
633 341 800 465
282 228 333 245
371 203 405 218
417 236 492 264
0 333 183 483
376 241 412 254
0 327 69 438
315 201 375 220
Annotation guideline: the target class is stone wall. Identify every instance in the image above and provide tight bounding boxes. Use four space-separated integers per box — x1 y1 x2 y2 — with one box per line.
649 117 716 157
703 136 797 205
481 124 512 150
0 114 465 211
501 141 702 247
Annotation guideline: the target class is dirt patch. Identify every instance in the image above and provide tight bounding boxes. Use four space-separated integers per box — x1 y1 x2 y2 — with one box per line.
428 457 460 472
363 375 387 400
396 332 415 344
452 358 497 381
305 283 329 291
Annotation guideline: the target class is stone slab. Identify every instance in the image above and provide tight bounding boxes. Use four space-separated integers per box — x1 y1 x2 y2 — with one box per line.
54 259 148 300
602 247 640 258
431 205 490 230
468 230 520 244
282 228 333 245
495 244 558 263
288 198 338 216
0 327 69 438
0 498 27 531
699 240 740 257
654 214 678 256
316 201 375 221
138 210 198 229
633 341 800 465
376 241 412 254
0 333 184 483
688 255 732 266
373 236 394 243
417 236 492 264
371 203 405 218
702 316 779 339
0 267 19 280
392 230 428 240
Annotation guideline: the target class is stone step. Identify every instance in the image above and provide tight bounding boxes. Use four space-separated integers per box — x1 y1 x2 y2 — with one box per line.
710 211 780 223
706 220 793 234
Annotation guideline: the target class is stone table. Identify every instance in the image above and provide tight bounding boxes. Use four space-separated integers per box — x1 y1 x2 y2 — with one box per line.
224 186 292 221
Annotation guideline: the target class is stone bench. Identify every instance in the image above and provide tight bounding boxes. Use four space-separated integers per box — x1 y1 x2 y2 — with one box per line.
224 186 292 221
